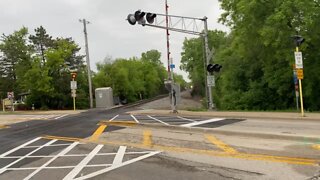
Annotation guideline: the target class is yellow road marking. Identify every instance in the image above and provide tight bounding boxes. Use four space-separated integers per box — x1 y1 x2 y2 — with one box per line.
312 144 320 150
98 140 318 166
43 135 83 142
42 135 319 166
0 125 9 129
143 130 152 147
90 125 107 141
205 134 238 154
99 120 137 127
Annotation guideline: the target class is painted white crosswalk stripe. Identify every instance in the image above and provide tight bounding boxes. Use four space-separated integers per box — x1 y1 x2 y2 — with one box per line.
147 115 170 125
180 118 225 127
130 114 140 123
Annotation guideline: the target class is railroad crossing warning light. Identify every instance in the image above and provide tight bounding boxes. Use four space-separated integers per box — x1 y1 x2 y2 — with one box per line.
71 72 77 80
207 64 222 73
146 13 157 24
292 35 305 47
134 10 145 21
127 10 157 26
127 14 137 25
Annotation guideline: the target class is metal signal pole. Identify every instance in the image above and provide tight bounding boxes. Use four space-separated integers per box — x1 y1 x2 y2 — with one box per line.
203 17 214 110
79 19 93 109
127 10 217 110
165 0 177 113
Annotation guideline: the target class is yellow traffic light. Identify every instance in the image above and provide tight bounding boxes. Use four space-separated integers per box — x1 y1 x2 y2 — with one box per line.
71 72 77 80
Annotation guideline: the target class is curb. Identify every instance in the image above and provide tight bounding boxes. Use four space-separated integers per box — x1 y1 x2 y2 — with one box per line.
133 123 320 142
128 111 320 121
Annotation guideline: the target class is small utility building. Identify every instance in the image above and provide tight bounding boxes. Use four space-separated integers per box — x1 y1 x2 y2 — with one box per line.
95 87 113 108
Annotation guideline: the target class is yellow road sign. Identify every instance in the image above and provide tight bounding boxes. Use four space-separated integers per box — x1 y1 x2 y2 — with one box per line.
297 69 303 79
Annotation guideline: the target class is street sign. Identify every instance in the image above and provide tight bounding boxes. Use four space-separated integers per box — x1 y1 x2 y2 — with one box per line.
170 64 175 69
71 90 77 98
71 89 77 98
295 52 303 69
7 92 14 99
297 69 304 79
207 75 215 87
70 81 77 90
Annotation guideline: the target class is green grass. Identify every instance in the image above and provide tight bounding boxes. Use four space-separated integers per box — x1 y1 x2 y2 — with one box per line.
185 107 207 112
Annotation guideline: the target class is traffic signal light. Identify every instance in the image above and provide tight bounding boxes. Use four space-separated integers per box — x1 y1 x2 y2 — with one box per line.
127 10 157 26
292 35 305 47
71 72 77 80
207 64 222 73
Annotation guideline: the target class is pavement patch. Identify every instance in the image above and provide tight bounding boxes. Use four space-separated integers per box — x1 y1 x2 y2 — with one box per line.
194 119 245 128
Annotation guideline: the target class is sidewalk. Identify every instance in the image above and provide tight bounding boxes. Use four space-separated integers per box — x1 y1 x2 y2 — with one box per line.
0 110 87 115
0 110 86 126
128 109 320 121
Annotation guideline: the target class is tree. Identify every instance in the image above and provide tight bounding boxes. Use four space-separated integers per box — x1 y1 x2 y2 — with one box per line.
29 26 54 65
24 34 86 109
141 49 162 65
0 27 32 98
180 30 227 97
93 50 168 103
214 0 320 110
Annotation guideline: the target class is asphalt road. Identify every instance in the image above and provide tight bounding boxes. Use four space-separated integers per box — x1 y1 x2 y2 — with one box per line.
0 106 319 180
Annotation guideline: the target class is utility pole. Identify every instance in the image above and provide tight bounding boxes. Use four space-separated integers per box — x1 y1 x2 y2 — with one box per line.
203 17 214 110
79 19 93 109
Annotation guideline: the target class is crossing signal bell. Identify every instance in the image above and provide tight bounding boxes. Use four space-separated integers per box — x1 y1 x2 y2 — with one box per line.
207 64 222 73
127 10 157 26
71 72 77 80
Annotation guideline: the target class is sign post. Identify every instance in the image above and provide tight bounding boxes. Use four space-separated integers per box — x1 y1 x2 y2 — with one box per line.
294 48 304 117
71 83 77 111
7 92 14 111
70 73 77 111
207 75 215 87
292 67 299 111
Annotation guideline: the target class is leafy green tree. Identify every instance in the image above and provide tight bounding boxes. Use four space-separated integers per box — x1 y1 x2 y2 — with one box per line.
215 0 320 110
141 49 162 65
0 27 32 98
24 29 86 109
93 50 168 103
29 26 54 65
180 30 227 97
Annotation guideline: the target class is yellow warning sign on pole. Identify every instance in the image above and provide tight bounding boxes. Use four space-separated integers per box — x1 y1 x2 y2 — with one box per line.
296 69 304 79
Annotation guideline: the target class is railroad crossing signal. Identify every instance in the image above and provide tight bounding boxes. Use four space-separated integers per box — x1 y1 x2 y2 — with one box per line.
127 10 157 26
71 72 77 80
207 64 222 73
